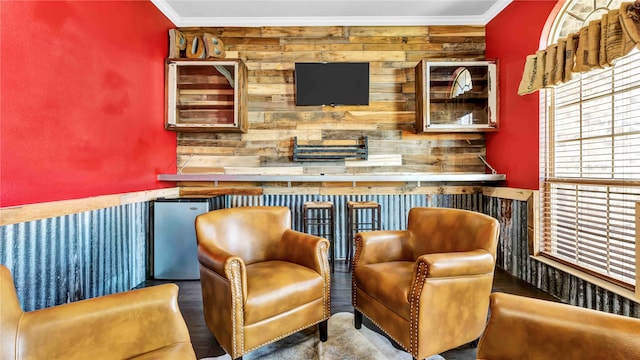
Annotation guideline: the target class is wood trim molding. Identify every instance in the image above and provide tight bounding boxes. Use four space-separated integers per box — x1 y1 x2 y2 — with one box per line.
528 191 540 256
178 184 485 196
0 188 180 226
482 186 534 201
532 255 639 303
1 186 532 225
636 202 640 300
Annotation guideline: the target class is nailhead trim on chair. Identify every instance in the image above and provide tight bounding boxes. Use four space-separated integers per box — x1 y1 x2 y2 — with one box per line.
318 240 331 318
409 260 429 358
351 234 364 307
225 258 245 358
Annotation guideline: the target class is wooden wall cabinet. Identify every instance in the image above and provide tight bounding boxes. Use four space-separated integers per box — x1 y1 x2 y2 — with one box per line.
415 60 498 132
165 59 248 132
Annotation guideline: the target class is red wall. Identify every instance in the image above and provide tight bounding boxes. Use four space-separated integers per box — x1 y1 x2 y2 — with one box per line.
0 1 176 207
0 1 562 206
486 0 559 190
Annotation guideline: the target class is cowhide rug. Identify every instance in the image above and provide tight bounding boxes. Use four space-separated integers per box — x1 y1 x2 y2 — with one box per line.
202 312 446 360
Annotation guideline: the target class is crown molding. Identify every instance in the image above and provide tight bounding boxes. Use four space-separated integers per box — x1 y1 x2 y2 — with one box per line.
174 15 489 27
150 0 180 26
151 0 512 27
481 0 512 25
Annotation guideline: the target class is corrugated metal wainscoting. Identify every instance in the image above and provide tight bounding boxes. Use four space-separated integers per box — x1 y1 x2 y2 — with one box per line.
484 195 639 317
0 202 149 311
2 194 637 317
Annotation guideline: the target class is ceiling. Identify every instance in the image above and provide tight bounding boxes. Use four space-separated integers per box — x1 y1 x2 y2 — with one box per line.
151 0 513 27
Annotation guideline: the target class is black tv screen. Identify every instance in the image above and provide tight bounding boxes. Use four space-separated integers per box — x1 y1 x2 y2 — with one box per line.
295 62 369 106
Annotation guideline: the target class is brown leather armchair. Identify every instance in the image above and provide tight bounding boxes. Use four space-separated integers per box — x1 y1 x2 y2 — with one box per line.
352 207 500 360
195 206 331 360
0 265 196 360
477 292 640 360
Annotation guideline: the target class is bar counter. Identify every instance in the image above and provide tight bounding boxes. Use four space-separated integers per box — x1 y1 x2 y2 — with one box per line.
157 173 506 186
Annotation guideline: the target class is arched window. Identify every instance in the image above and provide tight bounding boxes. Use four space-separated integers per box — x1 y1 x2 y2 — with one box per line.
540 0 639 290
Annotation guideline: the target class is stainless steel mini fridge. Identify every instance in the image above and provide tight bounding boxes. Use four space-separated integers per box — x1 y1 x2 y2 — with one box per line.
152 197 222 280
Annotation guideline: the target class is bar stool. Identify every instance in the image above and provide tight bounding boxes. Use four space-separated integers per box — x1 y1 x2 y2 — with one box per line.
346 201 381 271
303 201 336 273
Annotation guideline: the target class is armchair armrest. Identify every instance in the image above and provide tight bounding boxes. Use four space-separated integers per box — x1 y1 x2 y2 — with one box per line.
198 245 248 300
198 243 237 277
279 229 330 274
417 249 495 278
355 230 413 266
17 284 194 360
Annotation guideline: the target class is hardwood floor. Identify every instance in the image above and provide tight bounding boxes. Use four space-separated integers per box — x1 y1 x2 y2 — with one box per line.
142 262 558 359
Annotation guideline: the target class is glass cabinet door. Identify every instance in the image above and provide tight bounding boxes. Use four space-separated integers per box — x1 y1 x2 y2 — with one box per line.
415 60 498 132
165 59 248 133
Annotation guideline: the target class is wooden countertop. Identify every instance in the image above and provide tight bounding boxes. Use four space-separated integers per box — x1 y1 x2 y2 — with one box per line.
158 173 506 185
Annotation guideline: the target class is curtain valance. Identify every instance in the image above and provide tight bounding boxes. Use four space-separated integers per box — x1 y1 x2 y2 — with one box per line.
518 1 640 95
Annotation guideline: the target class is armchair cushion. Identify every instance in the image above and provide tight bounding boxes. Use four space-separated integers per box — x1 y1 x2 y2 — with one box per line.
354 261 413 320
244 260 325 324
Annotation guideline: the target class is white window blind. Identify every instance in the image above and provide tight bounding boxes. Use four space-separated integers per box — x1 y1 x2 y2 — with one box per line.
542 50 639 288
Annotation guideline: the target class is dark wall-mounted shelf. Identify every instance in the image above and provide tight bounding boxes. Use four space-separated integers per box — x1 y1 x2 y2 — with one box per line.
293 137 368 162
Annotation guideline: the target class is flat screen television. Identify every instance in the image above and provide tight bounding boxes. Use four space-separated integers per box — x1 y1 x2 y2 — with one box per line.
295 62 369 106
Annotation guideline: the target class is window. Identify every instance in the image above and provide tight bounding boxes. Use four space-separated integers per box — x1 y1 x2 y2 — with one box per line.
541 0 638 289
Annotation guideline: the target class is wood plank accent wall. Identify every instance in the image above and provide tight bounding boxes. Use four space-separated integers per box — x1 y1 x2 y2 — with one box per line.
174 26 486 191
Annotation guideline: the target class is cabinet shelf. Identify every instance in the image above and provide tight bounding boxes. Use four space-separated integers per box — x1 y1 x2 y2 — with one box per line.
178 86 235 92
177 103 234 109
